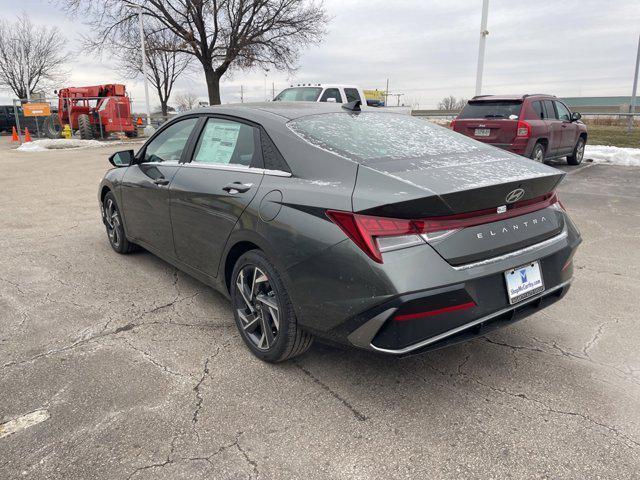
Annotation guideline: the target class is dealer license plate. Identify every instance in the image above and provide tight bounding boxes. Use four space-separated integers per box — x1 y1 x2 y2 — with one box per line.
504 261 545 305
475 128 490 137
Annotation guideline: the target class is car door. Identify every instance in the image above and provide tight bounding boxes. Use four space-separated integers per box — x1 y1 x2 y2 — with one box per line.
170 116 265 278
554 101 577 153
121 116 200 255
542 100 561 156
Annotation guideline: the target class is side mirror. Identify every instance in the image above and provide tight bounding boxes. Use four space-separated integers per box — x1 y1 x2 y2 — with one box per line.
325 97 337 103
571 111 581 122
109 149 134 167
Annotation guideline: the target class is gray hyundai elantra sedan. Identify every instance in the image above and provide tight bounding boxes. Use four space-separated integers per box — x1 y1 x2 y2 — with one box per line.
99 101 581 362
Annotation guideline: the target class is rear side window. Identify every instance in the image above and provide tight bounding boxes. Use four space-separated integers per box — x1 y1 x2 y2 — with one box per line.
143 117 198 163
288 112 480 163
192 118 258 167
531 101 545 119
320 88 342 103
344 88 361 103
260 130 291 173
543 100 558 119
458 101 522 119
274 87 322 102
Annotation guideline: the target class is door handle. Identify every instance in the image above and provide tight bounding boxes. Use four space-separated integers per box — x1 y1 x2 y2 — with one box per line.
154 178 170 186
223 182 253 194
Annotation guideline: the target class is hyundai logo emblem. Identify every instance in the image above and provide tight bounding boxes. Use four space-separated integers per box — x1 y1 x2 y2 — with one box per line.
505 188 525 204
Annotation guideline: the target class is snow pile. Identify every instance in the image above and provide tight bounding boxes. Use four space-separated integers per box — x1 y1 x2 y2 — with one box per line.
16 139 126 152
585 145 640 166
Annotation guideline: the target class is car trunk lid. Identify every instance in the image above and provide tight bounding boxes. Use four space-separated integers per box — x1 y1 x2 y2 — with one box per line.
352 150 565 265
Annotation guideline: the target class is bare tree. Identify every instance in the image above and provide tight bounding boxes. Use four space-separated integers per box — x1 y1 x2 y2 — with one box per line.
438 95 467 110
0 14 69 99
174 91 199 111
117 28 192 117
63 0 328 105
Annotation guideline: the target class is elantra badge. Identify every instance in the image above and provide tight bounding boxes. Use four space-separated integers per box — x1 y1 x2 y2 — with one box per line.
505 188 525 204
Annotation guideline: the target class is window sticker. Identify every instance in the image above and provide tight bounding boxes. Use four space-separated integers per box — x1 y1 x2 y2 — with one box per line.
195 121 241 164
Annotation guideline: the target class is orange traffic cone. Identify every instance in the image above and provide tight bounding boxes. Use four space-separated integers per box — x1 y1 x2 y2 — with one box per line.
136 116 143 126
11 126 19 142
24 127 32 142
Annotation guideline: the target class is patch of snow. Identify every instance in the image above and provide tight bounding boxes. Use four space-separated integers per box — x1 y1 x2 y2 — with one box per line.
303 179 342 187
585 145 640 166
16 139 132 152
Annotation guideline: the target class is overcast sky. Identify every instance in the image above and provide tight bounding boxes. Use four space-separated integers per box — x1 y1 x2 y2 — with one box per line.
1 0 639 110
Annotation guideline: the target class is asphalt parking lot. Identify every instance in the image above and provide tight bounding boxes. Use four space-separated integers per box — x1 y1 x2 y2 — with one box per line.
1 136 639 479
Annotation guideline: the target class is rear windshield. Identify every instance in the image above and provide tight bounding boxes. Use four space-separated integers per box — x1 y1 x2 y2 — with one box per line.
458 100 522 119
274 87 322 102
288 112 480 163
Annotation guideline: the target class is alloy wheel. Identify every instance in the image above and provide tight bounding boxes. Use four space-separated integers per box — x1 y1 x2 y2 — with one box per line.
235 265 280 350
576 140 585 162
104 198 121 248
533 146 544 162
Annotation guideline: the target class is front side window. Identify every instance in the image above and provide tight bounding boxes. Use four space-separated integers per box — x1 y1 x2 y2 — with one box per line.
192 118 257 167
288 112 480 164
344 88 361 103
273 87 322 102
457 100 522 119
320 88 342 103
543 100 558 120
143 117 198 163
555 101 571 121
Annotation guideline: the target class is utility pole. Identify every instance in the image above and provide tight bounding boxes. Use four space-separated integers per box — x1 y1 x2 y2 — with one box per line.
272 82 275 101
21 43 30 101
264 71 268 102
126 1 155 135
628 33 639 133
475 0 490 96
240 85 244 103
385 78 389 107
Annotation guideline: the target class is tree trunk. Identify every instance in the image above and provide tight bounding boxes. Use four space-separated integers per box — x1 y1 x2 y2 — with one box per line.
160 100 168 118
203 64 221 105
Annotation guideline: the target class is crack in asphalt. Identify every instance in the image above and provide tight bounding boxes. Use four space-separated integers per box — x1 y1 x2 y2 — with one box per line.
468 376 640 450
582 322 608 357
294 362 368 422
192 355 213 425
484 333 640 387
125 432 259 479
412 349 640 451
121 338 190 379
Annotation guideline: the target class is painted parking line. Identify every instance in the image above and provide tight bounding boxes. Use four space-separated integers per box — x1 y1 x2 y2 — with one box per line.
0 410 50 439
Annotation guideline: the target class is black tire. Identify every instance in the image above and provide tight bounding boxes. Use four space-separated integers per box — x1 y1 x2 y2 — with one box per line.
78 114 94 140
530 142 546 163
125 129 138 138
230 250 313 362
567 137 585 165
103 192 137 254
43 115 62 139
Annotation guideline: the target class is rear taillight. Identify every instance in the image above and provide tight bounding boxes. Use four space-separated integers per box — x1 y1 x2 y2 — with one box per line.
517 120 531 137
326 210 424 263
326 192 561 264
450 119 457 129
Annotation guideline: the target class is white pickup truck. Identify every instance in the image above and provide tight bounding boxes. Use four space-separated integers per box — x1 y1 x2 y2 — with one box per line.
273 84 368 105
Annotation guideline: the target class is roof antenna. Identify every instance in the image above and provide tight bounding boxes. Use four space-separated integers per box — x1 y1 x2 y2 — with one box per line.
342 100 361 112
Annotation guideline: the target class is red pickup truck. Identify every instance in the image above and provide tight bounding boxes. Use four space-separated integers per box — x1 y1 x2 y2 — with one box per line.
451 94 588 165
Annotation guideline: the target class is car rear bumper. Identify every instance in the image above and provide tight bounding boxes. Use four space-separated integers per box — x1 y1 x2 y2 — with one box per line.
348 278 571 356
285 218 580 356
473 138 533 157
